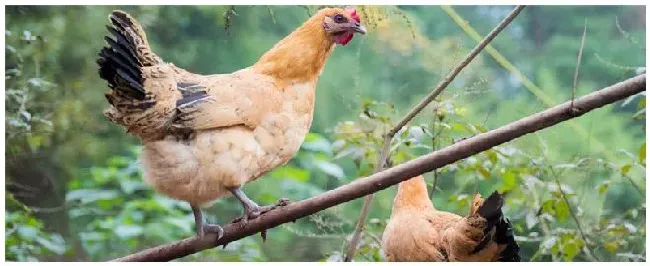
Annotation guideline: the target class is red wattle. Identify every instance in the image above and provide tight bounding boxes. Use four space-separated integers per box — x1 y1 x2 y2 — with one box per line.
333 32 354 46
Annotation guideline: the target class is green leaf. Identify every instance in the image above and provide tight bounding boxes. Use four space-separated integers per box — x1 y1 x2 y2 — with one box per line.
638 97 646 108
541 199 555 215
35 235 66 255
165 217 193 233
301 133 332 155
597 182 610 195
555 200 570 221
16 226 39 240
562 237 583 261
119 180 146 194
500 170 517 191
66 189 119 204
313 160 345 179
638 142 646 162
604 241 618 253
271 166 310 182
487 150 498 165
26 135 42 151
115 224 143 239
477 166 491 179
474 124 488 133
621 164 632 175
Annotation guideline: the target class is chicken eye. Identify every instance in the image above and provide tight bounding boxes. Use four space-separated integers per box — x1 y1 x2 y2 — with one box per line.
334 14 346 23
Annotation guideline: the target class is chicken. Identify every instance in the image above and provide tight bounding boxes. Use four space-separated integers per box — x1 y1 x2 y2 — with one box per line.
96 7 366 239
381 175 520 262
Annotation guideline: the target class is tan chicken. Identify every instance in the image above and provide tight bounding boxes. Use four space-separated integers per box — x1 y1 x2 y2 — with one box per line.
96 7 366 238
381 176 520 262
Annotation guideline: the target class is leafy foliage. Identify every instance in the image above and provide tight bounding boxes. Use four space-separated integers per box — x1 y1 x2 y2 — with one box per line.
5 194 67 261
4 5 645 262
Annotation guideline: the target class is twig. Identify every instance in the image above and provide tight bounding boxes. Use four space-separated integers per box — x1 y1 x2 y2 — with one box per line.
343 134 390 261
429 109 446 199
570 20 587 113
390 5 526 138
624 174 644 196
223 6 237 36
442 5 609 155
342 5 526 261
548 166 599 261
111 74 645 262
267 7 276 24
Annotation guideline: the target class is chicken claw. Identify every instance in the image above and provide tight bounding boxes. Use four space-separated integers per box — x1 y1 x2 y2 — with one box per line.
191 205 224 239
230 188 290 223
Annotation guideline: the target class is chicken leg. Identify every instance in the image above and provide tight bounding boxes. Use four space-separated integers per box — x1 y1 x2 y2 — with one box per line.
191 205 224 239
229 187 289 223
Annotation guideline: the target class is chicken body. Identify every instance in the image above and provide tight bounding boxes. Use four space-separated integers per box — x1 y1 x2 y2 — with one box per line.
382 176 520 262
140 69 315 205
97 8 366 238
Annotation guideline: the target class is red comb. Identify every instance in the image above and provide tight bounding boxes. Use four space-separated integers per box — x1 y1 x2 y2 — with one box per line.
346 7 361 23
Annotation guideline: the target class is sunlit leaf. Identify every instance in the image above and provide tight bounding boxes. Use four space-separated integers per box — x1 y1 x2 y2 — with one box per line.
555 200 570 221
477 166 490 179
638 142 646 163
561 236 583 261
487 150 498 165
604 241 619 253
621 164 632 175
597 181 610 195
500 170 517 191
541 199 555 215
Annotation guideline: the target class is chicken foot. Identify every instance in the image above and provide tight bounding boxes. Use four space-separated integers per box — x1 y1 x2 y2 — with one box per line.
191 204 224 239
229 187 290 223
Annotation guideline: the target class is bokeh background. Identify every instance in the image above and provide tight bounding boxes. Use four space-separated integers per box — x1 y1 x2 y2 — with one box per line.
4 5 646 262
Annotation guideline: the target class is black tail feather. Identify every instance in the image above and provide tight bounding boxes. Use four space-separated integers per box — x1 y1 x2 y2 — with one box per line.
476 190 505 220
471 191 521 261
103 35 140 74
97 11 147 101
495 217 521 262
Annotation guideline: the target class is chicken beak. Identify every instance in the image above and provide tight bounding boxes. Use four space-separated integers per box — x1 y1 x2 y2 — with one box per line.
353 23 367 35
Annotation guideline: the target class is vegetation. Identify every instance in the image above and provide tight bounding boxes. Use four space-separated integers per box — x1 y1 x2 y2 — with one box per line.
4 5 645 262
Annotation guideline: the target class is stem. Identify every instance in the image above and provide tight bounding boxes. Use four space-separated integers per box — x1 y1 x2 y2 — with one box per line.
570 20 587 112
343 134 391 261
549 167 599 261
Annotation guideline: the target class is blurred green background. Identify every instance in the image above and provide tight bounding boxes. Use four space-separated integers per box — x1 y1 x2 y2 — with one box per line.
4 5 646 262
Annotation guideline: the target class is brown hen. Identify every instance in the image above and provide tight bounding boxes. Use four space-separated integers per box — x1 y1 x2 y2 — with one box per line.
381 175 520 262
97 7 366 238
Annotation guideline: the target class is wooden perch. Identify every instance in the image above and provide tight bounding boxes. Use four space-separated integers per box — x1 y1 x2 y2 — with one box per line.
112 74 645 262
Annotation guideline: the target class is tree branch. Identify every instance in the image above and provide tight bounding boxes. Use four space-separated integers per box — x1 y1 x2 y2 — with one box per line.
342 5 526 261
112 74 645 262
